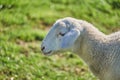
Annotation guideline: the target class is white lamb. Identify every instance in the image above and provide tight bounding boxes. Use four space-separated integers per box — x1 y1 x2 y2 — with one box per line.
41 17 120 80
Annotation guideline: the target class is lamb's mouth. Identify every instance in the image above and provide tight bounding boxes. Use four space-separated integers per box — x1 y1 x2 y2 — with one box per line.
43 51 52 55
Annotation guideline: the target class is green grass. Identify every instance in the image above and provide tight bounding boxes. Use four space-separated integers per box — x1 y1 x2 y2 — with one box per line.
0 0 120 80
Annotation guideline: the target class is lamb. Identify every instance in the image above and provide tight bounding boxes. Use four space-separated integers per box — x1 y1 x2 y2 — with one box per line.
41 17 120 80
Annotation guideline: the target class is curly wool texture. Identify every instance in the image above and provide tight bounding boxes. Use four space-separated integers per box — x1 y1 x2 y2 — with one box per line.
70 18 120 80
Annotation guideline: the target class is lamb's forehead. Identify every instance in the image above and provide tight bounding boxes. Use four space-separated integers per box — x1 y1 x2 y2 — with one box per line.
53 17 75 28
52 17 84 31
57 17 75 23
52 20 68 30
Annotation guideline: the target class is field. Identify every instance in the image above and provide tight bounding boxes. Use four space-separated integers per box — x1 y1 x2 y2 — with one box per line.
0 0 120 80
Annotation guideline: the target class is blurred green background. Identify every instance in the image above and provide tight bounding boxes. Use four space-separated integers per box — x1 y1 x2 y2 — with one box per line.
0 0 120 80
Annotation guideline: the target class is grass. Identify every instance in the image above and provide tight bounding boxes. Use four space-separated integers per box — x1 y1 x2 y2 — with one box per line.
0 0 120 80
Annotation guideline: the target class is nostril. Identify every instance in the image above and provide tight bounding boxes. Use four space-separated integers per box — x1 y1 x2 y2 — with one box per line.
41 46 45 51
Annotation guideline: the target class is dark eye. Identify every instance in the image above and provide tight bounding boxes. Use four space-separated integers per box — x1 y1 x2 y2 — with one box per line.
59 32 65 36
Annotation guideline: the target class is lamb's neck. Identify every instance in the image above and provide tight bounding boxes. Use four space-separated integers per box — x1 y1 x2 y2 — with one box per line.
74 25 107 77
81 26 106 61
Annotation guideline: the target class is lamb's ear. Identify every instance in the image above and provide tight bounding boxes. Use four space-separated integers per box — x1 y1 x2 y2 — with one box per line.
61 29 80 48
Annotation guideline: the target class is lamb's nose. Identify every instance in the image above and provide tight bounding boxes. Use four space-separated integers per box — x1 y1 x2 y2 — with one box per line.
41 46 45 51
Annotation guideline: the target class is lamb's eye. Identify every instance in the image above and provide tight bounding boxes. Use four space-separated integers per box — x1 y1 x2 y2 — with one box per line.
59 32 65 36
